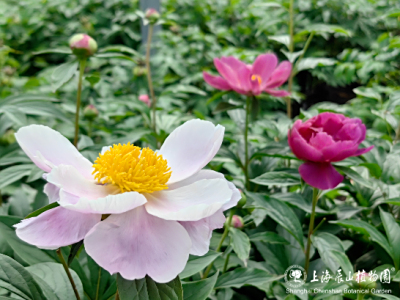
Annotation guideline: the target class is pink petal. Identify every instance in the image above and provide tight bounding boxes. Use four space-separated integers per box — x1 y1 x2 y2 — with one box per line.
84 206 191 283
14 207 100 250
321 141 358 162
264 61 292 89
47 165 117 199
214 58 240 87
309 132 335 150
264 88 290 97
179 209 225 255
59 190 147 214
353 146 374 156
251 54 278 92
235 66 252 95
145 178 232 221
288 123 324 162
220 56 247 70
203 72 232 90
44 183 60 203
168 169 241 210
334 121 365 143
159 119 224 184
299 162 343 190
15 125 93 179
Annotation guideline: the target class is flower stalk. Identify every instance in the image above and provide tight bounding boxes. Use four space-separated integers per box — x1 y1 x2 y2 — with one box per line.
202 209 235 279
286 0 295 118
304 187 319 273
73 59 87 147
95 267 101 300
145 24 157 133
244 97 251 190
56 249 81 300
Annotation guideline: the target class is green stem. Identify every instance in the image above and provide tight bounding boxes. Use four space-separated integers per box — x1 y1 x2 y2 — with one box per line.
313 217 326 234
145 24 157 134
304 187 319 273
395 120 400 142
357 293 365 300
73 59 87 148
222 252 231 273
115 291 120 300
202 209 235 279
56 249 81 300
244 97 251 190
294 31 315 70
286 0 294 118
88 120 93 137
95 267 101 300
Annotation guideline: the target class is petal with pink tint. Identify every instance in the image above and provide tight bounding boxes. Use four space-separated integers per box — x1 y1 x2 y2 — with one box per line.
47 165 116 199
168 169 241 210
214 58 239 86
264 61 292 89
145 178 232 221
321 141 358 162
180 209 225 255
353 146 374 157
264 88 290 97
299 162 343 190
58 189 147 215
15 125 93 179
84 206 191 283
44 183 60 203
309 132 335 150
203 72 232 90
159 119 224 184
235 66 252 94
252 54 278 86
220 56 247 70
14 207 100 250
288 125 324 162
334 121 365 143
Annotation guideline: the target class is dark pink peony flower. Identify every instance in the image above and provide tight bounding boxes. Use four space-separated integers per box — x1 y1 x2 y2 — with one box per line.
203 53 291 97
288 112 373 190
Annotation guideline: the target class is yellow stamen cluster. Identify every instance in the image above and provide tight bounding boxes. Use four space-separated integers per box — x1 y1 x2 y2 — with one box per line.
251 74 262 85
92 143 172 194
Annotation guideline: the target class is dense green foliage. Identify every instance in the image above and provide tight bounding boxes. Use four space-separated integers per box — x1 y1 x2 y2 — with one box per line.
1 0 400 299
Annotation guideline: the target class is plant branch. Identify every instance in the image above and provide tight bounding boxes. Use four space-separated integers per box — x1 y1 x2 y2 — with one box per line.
73 59 87 148
56 249 81 300
244 97 251 190
145 24 157 134
304 187 319 273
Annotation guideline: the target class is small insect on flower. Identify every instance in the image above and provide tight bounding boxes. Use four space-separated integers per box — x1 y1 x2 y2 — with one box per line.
13 119 240 283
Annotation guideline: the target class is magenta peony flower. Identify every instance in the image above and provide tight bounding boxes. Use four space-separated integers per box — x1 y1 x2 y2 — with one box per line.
13 120 240 283
138 94 151 107
288 112 373 190
203 53 291 97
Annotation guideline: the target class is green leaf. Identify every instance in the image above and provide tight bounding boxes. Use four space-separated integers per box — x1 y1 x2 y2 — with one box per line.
247 193 304 249
25 202 59 219
180 251 222 279
213 102 240 114
95 53 136 62
0 253 45 300
99 45 141 57
68 241 83 266
379 208 400 269
299 24 352 37
51 60 78 92
0 215 22 228
0 164 35 189
268 35 290 48
205 91 229 105
385 198 400 206
250 171 301 187
182 272 218 300
374 295 400 300
331 219 392 260
215 268 280 289
33 47 72 55
296 58 336 72
249 232 290 244
229 228 250 263
334 165 372 188
117 274 183 300
0 223 54 266
26 262 84 300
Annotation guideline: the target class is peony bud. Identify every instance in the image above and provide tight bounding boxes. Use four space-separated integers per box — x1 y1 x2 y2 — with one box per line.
1 129 16 146
133 66 147 77
352 271 377 289
83 104 99 121
69 34 97 59
139 94 151 107
228 215 244 229
145 8 160 24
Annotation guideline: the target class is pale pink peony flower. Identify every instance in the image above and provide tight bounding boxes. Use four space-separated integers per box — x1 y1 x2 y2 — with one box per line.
203 53 292 97
14 120 240 283
138 94 151 107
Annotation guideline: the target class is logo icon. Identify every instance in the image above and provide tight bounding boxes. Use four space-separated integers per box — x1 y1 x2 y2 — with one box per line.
284 265 307 288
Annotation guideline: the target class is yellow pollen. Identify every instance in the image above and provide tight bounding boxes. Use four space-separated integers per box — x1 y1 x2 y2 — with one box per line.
92 143 172 194
251 74 262 85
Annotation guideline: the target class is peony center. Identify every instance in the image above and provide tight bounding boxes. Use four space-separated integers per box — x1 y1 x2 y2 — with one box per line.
92 143 172 193
251 74 262 85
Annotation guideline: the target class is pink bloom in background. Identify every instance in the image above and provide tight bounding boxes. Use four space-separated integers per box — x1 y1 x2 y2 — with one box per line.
288 112 373 190
203 53 291 97
13 120 240 283
139 94 151 107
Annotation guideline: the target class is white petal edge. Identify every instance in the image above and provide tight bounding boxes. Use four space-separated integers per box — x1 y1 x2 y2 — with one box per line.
145 178 232 221
14 206 101 250
58 190 147 215
84 206 191 283
15 125 93 179
179 209 226 255
159 119 224 184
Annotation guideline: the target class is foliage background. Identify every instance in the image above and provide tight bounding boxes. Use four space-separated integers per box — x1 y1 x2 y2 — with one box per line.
1 0 400 299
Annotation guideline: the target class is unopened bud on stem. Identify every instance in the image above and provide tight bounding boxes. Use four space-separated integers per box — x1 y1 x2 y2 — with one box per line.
69 34 97 59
